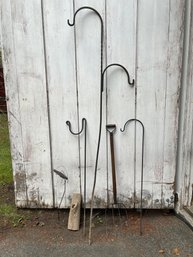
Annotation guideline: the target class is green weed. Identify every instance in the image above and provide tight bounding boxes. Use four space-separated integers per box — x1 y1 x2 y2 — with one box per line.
0 203 24 227
0 113 13 185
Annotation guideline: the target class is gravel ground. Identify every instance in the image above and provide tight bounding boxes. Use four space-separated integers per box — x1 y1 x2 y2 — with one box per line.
0 210 193 257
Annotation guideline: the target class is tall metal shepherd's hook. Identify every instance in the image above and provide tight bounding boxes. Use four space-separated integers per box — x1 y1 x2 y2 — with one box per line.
67 6 104 76
66 118 87 236
89 63 134 242
68 7 135 244
68 6 104 244
120 119 145 235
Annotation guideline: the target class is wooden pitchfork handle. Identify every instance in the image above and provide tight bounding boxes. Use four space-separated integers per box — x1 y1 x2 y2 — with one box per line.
106 124 117 204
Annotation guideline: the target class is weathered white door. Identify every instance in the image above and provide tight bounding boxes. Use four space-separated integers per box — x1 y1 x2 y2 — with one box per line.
1 0 184 208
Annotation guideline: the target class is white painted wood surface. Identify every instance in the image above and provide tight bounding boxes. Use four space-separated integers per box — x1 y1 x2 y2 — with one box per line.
42 0 80 208
106 0 137 207
74 0 107 208
176 0 193 209
1 0 185 208
1 0 53 207
1 0 26 206
136 0 184 208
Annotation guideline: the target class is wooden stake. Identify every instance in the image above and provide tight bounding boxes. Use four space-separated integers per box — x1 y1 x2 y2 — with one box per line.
67 193 81 231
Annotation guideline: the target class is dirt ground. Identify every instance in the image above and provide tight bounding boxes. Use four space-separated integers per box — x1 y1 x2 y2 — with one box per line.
0 183 193 257
0 182 153 242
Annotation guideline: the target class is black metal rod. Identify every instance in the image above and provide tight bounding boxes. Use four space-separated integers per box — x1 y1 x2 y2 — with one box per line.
101 63 134 206
67 6 103 76
67 7 104 244
83 120 87 236
101 63 134 92
66 118 87 235
68 8 135 244
66 119 85 136
102 65 134 206
120 118 145 235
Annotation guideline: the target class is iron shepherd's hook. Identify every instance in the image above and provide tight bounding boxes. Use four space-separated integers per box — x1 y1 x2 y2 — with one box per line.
120 118 145 236
101 63 134 92
67 6 104 75
66 118 86 136
66 118 87 236
67 7 104 245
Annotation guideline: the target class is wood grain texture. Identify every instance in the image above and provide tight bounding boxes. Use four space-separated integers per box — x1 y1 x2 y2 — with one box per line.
9 0 53 207
1 0 185 208
1 0 27 206
106 0 136 207
162 0 185 207
74 0 107 208
42 0 80 208
67 193 81 230
136 0 184 208
177 0 193 207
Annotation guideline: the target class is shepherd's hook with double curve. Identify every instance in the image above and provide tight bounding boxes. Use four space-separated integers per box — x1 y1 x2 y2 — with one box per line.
67 6 104 244
92 63 134 242
68 7 135 244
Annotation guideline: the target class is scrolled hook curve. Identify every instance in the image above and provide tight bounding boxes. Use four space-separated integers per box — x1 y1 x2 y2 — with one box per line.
66 118 86 136
120 118 144 236
102 63 135 92
67 6 103 28
67 6 105 245
120 118 144 133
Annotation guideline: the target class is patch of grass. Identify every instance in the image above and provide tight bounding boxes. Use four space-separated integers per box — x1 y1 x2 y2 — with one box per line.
0 113 13 185
0 114 27 228
0 203 24 227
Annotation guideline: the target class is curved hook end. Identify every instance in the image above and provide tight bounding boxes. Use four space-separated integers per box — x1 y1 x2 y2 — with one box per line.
120 128 125 133
66 120 70 126
129 79 135 87
67 19 74 26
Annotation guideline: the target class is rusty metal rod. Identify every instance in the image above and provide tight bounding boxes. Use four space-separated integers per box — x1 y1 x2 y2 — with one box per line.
120 118 145 235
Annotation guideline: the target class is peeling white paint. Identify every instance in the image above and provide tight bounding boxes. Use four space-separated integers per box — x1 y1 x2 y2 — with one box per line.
1 0 185 208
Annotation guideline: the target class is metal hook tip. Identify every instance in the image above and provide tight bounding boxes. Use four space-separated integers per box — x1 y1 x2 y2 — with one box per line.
129 79 135 86
67 19 74 26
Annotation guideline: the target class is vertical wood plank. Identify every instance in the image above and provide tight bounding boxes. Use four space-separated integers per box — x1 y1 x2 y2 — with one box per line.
1 0 186 209
106 0 136 207
177 0 193 207
183 0 193 207
42 0 80 207
136 0 170 208
136 0 184 208
74 0 107 207
1 0 27 206
9 0 53 207
162 0 185 207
